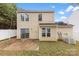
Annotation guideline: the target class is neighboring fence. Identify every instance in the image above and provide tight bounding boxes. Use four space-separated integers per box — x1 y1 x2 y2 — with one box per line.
73 31 79 41
0 30 16 40
62 34 76 44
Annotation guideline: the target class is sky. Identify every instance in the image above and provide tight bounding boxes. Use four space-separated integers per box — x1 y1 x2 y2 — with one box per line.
16 3 79 22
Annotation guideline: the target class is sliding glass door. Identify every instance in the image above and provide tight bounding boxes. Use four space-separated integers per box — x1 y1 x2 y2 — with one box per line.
21 28 29 38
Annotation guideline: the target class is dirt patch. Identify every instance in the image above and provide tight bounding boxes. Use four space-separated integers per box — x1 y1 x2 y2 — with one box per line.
0 38 39 51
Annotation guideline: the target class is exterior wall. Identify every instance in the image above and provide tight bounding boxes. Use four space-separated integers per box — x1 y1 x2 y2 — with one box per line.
17 11 73 41
17 12 54 39
39 13 54 23
57 27 73 39
39 26 73 41
67 10 79 41
39 26 58 41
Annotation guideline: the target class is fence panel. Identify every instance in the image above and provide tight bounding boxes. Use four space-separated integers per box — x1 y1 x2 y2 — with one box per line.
0 30 16 40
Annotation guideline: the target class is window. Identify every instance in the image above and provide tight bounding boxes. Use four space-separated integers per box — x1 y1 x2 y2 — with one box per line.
25 14 29 21
47 28 51 37
21 14 24 21
21 28 29 38
38 14 42 21
21 14 29 21
42 27 51 37
42 28 46 37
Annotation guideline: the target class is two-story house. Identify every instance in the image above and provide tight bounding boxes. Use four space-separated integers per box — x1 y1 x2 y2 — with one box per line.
17 8 73 41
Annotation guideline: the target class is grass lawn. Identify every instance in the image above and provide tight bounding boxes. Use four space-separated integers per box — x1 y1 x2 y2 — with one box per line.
0 40 79 56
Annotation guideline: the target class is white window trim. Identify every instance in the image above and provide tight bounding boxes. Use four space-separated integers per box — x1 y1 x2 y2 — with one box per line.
21 13 29 21
42 27 51 37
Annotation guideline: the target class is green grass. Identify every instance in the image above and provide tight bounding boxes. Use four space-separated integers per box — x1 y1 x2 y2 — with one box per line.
39 41 77 56
0 41 79 56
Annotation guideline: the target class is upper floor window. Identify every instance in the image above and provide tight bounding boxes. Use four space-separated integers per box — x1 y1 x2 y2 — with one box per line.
25 14 29 21
21 14 24 21
21 13 29 21
38 14 42 21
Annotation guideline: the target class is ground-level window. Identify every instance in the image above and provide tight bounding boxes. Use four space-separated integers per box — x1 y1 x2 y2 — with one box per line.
21 28 29 38
47 28 51 37
42 28 46 37
42 27 51 37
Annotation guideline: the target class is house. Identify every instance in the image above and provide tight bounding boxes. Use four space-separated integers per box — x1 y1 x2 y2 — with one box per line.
66 10 79 41
17 8 73 41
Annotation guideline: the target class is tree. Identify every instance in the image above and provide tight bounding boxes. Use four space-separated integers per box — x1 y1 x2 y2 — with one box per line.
0 3 17 29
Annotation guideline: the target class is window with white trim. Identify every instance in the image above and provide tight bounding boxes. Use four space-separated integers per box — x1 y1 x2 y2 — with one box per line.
21 28 29 38
21 13 29 21
42 27 51 37
47 28 51 37
25 14 29 21
38 14 42 21
42 28 46 37
21 14 24 21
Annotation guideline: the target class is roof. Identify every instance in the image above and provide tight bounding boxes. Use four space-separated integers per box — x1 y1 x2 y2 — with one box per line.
39 23 73 28
55 22 73 26
17 8 54 13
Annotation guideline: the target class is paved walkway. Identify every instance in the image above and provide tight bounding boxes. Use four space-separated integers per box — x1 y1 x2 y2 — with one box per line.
0 38 39 51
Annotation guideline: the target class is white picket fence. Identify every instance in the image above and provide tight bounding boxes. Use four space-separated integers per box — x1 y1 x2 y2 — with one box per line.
0 30 16 40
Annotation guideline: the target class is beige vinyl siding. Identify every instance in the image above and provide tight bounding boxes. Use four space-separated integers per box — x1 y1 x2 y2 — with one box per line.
39 26 58 41
17 11 73 41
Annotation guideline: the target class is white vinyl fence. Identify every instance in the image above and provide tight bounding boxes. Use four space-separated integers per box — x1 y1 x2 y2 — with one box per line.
62 34 76 44
0 30 16 40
